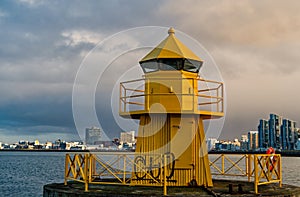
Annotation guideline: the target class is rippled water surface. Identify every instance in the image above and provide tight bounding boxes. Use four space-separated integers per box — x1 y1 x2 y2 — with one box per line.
281 157 300 186
0 152 65 197
0 152 299 196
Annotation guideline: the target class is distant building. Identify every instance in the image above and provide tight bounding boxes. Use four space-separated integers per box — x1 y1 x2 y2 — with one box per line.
66 141 85 150
269 114 282 149
34 139 40 146
53 139 66 150
120 131 135 144
248 131 258 150
214 139 240 151
45 141 53 149
240 135 248 150
258 119 269 148
232 138 240 150
85 126 101 145
97 141 116 148
206 138 218 151
281 119 297 150
296 139 300 150
241 135 248 142
258 113 298 150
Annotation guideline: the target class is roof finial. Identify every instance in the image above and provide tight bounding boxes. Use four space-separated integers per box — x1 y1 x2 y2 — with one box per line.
168 27 175 35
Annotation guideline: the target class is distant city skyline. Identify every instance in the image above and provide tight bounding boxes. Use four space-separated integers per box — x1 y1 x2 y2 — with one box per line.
0 1 300 143
258 113 299 150
1 112 300 144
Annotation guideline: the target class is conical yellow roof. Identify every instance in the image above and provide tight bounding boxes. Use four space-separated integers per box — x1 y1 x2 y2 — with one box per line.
140 28 202 62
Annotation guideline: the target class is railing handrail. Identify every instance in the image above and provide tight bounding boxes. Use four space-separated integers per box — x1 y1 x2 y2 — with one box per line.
119 77 224 114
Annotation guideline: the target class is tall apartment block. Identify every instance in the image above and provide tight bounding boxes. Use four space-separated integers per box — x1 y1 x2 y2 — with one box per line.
248 131 259 150
281 119 297 150
258 113 299 150
269 114 282 149
240 134 248 150
258 119 269 148
120 131 135 144
85 126 101 145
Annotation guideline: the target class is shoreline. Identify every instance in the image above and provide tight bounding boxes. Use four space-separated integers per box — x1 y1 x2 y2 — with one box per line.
209 150 300 157
0 149 133 153
1 149 299 156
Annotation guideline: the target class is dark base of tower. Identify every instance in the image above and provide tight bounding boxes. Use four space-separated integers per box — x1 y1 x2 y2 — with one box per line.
44 179 300 197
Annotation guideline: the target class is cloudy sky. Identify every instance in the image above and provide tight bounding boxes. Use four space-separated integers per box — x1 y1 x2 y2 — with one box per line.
0 0 300 143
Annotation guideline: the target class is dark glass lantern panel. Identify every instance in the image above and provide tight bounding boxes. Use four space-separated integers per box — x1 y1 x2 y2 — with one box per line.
159 59 183 71
140 60 159 73
140 58 202 73
183 59 202 73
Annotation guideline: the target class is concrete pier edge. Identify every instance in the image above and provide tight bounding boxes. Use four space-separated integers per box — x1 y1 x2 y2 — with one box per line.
43 179 300 197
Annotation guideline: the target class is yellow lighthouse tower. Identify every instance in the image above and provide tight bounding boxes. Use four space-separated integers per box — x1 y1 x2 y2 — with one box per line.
120 28 224 187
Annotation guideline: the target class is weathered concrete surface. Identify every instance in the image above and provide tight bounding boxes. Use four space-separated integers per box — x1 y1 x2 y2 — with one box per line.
43 182 211 196
209 179 300 197
44 179 300 197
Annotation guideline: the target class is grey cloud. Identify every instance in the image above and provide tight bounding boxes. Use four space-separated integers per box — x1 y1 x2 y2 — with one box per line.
154 0 300 139
0 0 300 142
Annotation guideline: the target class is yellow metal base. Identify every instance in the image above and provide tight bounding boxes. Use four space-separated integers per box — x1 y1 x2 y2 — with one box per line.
132 114 213 187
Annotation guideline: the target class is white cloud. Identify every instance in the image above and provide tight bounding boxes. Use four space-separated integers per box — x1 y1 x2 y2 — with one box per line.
18 0 45 7
60 30 103 47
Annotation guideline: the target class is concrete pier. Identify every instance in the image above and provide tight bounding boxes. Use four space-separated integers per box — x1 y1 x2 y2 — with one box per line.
44 179 300 197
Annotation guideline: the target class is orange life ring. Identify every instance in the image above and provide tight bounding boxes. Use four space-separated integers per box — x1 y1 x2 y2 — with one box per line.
266 147 275 154
266 147 277 171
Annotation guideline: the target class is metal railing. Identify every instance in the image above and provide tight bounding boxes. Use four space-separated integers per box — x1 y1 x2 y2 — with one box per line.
119 77 224 114
65 153 281 195
197 77 223 113
64 153 171 195
64 154 89 191
253 154 282 193
209 154 282 193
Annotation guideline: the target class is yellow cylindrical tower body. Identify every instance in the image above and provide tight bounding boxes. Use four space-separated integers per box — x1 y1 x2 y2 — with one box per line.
119 28 224 187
